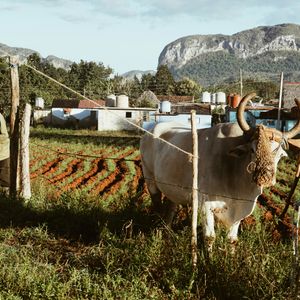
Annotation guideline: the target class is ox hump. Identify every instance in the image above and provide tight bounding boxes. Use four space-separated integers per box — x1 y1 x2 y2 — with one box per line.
152 122 189 138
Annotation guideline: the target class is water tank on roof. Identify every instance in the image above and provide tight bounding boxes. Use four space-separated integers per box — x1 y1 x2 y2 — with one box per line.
216 92 226 104
201 91 211 103
160 101 171 113
231 94 241 108
106 94 116 107
35 97 44 109
116 95 129 108
211 93 216 104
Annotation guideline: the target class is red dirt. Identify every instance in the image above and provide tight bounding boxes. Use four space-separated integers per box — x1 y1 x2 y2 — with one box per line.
29 148 298 242
48 159 83 184
258 193 294 240
30 157 64 179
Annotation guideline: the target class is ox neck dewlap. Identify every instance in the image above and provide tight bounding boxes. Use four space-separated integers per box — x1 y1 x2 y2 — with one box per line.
247 125 286 187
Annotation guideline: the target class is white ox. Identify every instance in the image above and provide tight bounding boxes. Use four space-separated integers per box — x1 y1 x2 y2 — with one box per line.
140 93 300 249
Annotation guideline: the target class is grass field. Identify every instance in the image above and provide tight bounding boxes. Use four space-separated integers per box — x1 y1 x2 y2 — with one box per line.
0 126 299 299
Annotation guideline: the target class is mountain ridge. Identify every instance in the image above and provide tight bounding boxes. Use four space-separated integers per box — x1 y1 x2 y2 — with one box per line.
0 42 73 70
158 23 300 85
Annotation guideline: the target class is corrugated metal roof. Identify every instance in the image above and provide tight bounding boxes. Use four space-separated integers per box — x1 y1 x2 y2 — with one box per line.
157 95 194 103
171 103 210 115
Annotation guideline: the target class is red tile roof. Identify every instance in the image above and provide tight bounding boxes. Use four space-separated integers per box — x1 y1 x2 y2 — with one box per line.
284 82 300 85
78 99 105 108
52 99 105 108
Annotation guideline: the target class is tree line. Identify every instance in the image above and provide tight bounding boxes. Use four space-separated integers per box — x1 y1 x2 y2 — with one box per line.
0 54 203 113
0 52 285 115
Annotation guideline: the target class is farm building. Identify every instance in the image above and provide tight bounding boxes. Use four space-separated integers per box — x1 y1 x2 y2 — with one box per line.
283 82 300 109
51 97 157 131
227 105 298 132
32 109 52 126
97 107 157 131
51 99 105 129
142 99 213 130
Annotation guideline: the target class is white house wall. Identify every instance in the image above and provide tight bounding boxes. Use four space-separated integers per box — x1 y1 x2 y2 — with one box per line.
97 110 143 131
33 110 51 125
143 114 212 130
52 108 92 120
52 108 65 119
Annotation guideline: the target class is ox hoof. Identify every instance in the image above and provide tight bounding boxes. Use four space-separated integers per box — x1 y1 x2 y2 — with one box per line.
204 236 215 253
229 240 238 255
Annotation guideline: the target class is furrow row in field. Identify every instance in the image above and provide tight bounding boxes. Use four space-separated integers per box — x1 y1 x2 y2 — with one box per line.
49 159 83 184
49 147 119 190
100 160 129 200
258 192 294 239
31 147 138 197
91 149 137 196
30 157 65 179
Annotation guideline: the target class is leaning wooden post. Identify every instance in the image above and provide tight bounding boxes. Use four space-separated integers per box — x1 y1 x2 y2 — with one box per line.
20 104 31 200
279 160 300 221
9 56 20 197
277 72 284 130
191 110 199 268
9 56 20 133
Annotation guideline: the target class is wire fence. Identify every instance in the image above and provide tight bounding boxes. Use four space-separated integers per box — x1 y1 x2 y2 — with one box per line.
0 55 296 215
29 138 299 207
6 62 294 207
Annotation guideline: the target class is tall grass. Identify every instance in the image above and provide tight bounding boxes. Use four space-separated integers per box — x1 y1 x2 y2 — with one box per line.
0 127 298 299
0 189 297 299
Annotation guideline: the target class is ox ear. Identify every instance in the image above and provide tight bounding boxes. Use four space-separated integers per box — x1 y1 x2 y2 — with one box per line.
228 144 250 158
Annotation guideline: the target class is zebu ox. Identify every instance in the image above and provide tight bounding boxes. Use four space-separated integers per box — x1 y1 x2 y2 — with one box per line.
140 93 300 249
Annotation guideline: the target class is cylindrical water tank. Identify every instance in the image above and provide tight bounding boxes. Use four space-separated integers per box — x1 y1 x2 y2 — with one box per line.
211 93 216 104
116 95 129 108
216 92 226 104
227 94 233 105
35 97 44 109
106 94 116 107
201 91 211 103
160 101 171 113
231 94 241 108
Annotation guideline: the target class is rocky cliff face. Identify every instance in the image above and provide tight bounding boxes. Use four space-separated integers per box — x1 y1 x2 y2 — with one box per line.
159 24 300 69
158 23 300 85
0 43 73 70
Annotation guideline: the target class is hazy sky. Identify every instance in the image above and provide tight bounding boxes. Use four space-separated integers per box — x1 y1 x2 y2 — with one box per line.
0 0 299 74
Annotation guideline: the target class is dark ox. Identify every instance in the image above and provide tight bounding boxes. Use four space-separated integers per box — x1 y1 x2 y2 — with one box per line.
140 93 300 250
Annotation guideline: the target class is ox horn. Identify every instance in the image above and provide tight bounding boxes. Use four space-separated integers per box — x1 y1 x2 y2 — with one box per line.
237 93 256 132
283 98 300 139
238 94 300 140
265 98 300 141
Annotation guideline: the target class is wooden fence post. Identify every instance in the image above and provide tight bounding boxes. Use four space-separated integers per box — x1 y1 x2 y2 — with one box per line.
191 110 199 268
20 104 31 200
9 56 20 197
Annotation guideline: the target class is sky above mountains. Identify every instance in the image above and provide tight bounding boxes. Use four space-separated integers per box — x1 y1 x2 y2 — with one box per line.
0 0 299 74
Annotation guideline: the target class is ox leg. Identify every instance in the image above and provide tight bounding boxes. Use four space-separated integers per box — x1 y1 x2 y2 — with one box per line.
202 201 216 252
145 178 163 214
227 221 241 254
163 199 177 227
150 192 162 213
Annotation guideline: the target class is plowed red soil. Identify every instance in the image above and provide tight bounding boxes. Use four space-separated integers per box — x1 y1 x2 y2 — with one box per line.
30 146 299 240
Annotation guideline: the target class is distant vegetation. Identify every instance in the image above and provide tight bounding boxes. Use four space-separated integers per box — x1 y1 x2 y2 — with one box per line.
0 55 202 112
175 51 300 87
0 50 292 115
